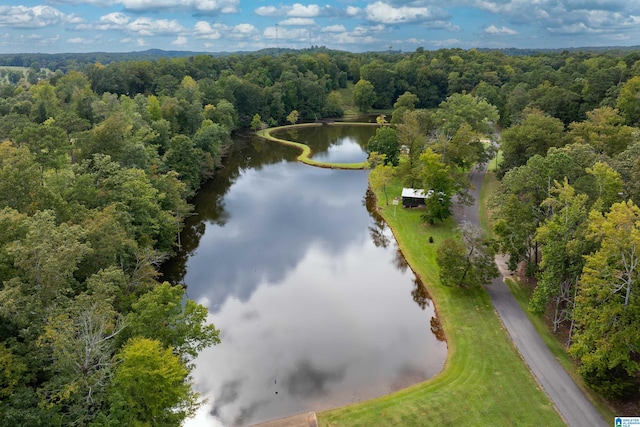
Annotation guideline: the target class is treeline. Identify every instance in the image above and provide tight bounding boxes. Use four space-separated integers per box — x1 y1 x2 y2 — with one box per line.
1 46 640 424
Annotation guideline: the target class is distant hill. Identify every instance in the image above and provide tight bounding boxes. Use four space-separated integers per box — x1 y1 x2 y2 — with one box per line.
477 46 640 56
1 45 639 71
0 46 343 70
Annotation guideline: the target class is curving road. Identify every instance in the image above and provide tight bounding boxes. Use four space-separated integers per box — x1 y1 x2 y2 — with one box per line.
453 164 608 427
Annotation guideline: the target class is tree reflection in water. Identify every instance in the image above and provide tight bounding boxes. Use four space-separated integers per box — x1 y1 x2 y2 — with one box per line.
430 316 446 342
364 187 391 249
411 277 430 310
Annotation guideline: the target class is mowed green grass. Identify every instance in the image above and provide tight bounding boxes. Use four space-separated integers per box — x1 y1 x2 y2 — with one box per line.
318 178 565 427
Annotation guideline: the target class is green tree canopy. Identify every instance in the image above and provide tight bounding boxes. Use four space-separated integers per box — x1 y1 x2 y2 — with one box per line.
499 108 569 174
436 222 498 288
367 126 399 166
434 93 498 136
353 79 376 113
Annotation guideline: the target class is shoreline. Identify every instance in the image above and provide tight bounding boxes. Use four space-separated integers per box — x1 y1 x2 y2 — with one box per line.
318 177 565 426
257 122 379 170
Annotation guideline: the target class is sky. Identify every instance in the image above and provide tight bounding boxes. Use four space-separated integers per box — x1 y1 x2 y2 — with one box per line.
1 0 639 54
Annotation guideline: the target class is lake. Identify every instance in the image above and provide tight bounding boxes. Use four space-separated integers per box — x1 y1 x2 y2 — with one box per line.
161 125 447 427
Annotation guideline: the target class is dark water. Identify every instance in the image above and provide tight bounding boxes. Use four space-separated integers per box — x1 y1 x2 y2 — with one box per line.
162 127 447 427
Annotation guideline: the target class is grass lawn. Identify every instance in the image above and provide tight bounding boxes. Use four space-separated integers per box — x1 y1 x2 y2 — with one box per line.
318 178 565 427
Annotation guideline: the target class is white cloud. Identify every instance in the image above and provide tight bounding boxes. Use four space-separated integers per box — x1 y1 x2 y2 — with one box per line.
547 22 598 34
0 5 71 29
197 21 258 41
255 6 279 16
346 6 360 16
279 18 316 26
49 0 114 5
473 0 640 35
172 35 188 45
23 34 61 45
322 24 346 32
127 18 185 36
136 38 147 46
485 24 518 35
352 24 385 36
234 23 257 34
430 38 461 47
364 2 434 24
264 26 311 41
194 21 222 39
97 12 130 28
323 30 378 45
288 3 321 17
120 0 239 14
93 13 185 36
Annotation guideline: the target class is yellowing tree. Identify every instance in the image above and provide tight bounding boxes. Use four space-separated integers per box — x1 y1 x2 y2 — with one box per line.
109 337 196 426
570 201 640 397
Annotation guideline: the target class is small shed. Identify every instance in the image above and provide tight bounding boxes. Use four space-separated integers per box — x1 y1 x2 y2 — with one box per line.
401 188 427 208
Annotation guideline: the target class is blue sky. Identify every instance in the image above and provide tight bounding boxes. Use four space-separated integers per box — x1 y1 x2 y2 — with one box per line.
1 0 639 53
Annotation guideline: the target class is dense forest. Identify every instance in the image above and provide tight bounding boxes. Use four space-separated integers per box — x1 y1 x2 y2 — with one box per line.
1 46 640 425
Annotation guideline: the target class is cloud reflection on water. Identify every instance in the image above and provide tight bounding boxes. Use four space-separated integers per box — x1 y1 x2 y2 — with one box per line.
175 128 446 427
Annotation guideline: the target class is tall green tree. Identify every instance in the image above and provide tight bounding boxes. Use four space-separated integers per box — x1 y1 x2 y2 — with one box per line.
10 120 69 174
434 92 498 136
353 79 375 113
531 179 589 336
419 148 456 224
163 135 202 193
436 222 498 288
40 268 125 425
585 161 624 213
286 109 299 125
0 142 43 213
616 75 640 125
8 210 91 305
499 108 568 174
491 151 581 271
250 113 263 132
125 282 220 363
568 107 636 157
367 126 399 166
368 154 394 206
108 337 196 427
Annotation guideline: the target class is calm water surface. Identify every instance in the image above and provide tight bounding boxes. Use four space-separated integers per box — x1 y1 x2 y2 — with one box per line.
275 124 377 164
162 127 447 427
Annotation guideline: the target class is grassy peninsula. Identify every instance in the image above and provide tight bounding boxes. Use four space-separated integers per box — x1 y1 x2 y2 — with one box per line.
258 122 378 170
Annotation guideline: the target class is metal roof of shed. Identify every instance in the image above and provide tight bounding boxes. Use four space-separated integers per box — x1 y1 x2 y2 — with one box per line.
401 188 427 198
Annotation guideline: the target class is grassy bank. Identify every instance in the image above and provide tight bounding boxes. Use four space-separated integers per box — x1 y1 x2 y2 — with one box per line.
318 178 564 427
258 122 376 170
